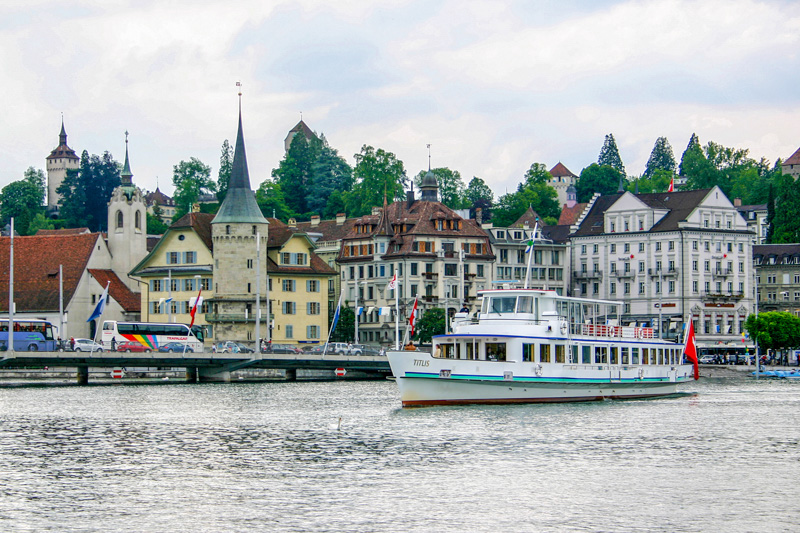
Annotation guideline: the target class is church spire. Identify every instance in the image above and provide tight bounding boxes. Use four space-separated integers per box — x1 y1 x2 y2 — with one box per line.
121 130 133 185
59 114 67 146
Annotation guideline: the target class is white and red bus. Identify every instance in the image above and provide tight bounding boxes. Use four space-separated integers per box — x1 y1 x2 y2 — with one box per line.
101 321 205 352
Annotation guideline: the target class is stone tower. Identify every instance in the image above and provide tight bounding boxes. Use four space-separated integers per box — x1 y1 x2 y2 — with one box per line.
107 132 148 290
46 118 80 217
211 97 269 342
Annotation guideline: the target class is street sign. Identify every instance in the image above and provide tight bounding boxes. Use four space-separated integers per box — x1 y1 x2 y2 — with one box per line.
112 368 124 379
335 367 346 377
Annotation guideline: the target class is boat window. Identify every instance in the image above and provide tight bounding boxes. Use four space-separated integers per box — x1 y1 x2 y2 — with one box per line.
632 347 639 364
595 346 608 363
539 344 551 363
486 342 506 361
582 345 591 364
555 344 565 363
650 350 656 365
610 347 618 364
622 347 629 364
570 345 579 363
490 297 516 314
642 348 649 365
465 342 475 360
518 296 534 314
658 348 664 365
436 343 455 359
671 349 677 365
522 343 534 362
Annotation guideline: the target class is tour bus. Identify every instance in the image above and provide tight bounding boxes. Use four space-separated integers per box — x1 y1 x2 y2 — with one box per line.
101 321 205 352
0 319 58 351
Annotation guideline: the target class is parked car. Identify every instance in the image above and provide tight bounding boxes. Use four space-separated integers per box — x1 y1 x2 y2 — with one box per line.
304 345 326 355
699 355 714 364
329 342 359 355
73 338 104 352
116 341 152 353
216 341 241 353
265 343 303 354
159 342 195 353
358 344 384 356
235 342 254 353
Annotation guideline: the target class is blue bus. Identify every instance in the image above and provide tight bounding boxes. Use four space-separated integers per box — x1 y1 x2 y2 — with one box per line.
0 319 58 351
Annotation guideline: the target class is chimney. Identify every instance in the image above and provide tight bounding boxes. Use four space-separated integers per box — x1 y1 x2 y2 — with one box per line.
310 215 320 227
476 207 482 225
734 198 742 207
336 213 346 225
407 189 415 208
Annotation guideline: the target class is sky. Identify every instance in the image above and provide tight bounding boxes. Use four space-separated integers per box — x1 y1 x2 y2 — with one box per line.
1 0 799 201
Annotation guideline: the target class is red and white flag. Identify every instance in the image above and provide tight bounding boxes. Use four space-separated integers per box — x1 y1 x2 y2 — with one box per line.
189 288 203 327
386 273 397 291
667 176 674 193
409 297 419 337
683 320 699 380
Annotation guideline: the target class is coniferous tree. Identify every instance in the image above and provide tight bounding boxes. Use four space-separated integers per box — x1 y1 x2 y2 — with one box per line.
576 163 624 203
679 133 701 176
597 134 626 176
216 139 233 204
307 135 353 216
57 150 121 231
464 176 494 220
766 184 776 243
272 133 321 216
644 137 677 177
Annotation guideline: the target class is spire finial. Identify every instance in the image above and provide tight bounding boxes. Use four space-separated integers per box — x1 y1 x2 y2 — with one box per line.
300 111 303 121
236 81 242 112
427 143 431 171
121 130 133 184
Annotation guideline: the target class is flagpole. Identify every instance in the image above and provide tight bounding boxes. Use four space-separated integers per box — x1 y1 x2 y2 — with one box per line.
524 222 538 289
323 289 344 356
255 232 260 354
354 266 359 344
89 281 110 356
8 217 13 354
394 269 400 349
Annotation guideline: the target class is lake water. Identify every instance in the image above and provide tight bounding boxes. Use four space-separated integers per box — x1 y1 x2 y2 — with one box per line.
1 372 799 532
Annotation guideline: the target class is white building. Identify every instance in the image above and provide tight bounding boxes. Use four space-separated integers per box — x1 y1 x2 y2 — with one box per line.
568 187 755 350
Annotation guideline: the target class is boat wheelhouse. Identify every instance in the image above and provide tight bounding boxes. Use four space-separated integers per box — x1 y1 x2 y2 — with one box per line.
387 288 694 407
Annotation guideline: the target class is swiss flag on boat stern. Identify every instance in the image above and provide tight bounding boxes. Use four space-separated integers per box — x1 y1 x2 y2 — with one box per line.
409 297 419 337
683 320 699 380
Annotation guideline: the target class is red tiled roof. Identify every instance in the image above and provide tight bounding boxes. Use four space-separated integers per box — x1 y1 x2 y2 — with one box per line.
549 162 577 178
145 187 175 206
0 233 101 312
785 146 800 166
296 217 357 242
87 269 141 313
558 203 588 225
36 227 91 236
170 212 215 251
511 207 542 228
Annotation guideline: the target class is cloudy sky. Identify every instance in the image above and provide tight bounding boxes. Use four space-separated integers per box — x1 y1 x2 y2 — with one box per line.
1 0 799 201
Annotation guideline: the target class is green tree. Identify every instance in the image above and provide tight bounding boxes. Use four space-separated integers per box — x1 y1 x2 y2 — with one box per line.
146 211 170 234
216 139 233 205
345 145 408 217
0 180 44 235
644 137 676 177
464 176 494 220
22 167 46 204
323 190 347 220
744 312 800 352
414 167 467 209
256 179 293 221
576 164 624 203
26 213 55 235
330 305 355 343
414 307 445 344
307 136 353 216
768 174 800 243
597 133 626 176
272 133 321 216
57 150 121 231
627 169 673 194
493 182 559 227
766 184 775 243
679 133 700 176
172 157 215 220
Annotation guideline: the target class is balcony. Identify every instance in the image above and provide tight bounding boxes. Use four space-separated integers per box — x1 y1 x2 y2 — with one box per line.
463 272 477 280
205 313 251 323
424 272 439 279
423 295 439 303
648 268 679 278
712 268 732 278
612 270 635 279
574 270 603 280
702 292 744 301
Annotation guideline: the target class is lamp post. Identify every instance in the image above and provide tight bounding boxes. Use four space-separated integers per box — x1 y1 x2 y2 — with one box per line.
255 233 261 352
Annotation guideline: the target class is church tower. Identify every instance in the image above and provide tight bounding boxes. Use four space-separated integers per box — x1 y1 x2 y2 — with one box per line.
210 92 269 342
46 118 80 217
107 132 148 290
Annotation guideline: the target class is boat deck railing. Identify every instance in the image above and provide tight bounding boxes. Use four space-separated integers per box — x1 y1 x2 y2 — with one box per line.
573 323 655 339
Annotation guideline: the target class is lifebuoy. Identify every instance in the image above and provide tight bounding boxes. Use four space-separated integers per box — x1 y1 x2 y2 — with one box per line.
638 368 644 379
534 364 543 376
560 322 568 335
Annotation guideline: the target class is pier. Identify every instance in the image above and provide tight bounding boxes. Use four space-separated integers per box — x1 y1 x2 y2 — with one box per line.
0 351 392 383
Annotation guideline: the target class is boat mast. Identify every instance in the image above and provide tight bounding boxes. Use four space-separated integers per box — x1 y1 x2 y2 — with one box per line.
524 221 539 289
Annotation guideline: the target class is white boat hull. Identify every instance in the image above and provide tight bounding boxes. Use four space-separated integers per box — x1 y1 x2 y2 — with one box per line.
388 350 694 407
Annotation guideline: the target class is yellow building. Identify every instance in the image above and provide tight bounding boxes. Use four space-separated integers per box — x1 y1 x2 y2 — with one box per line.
129 212 215 339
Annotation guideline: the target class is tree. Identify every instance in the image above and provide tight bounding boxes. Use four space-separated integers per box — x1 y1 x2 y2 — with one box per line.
464 176 494 220
414 307 445 344
744 312 800 353
766 184 776 243
627 169 673 194
414 167 467 209
0 180 44 235
679 133 701 176
768 174 800 244
172 157 215 220
272 133 321 216
57 150 121 231
216 139 233 204
576 164 624 203
256 179 293 221
493 182 559 228
330 306 355 343
307 136 353 216
26 213 55 235
597 133 626 176
146 212 169 235
345 145 408 217
22 167 46 204
644 137 676 177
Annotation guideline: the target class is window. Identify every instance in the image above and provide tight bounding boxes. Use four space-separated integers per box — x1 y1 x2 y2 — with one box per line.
135 211 141 229
184 251 197 264
692 280 698 293
669 280 675 293
307 302 321 315
247 259 254 269
200 277 212 291
639 282 645 294
610 283 616 294
704 261 710 272
639 243 644 252
581 245 587 254
281 253 307 265
167 252 180 264
410 263 418 276
151 279 162 291
692 241 698 251
593 244 599 253
610 244 616 253
307 325 320 339
639 261 645 273
693 260 698 272
183 278 195 291
445 264 457 276
500 249 508 263
624 282 630 294
283 279 295 292
286 325 293 339
477 265 484 277
282 302 296 314
539 344 551 363
655 242 661 251
624 243 630 253
307 280 319 292
116 211 123 228
668 241 674 251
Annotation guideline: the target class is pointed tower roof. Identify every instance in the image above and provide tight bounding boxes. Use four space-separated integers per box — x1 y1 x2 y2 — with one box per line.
617 174 625 193
47 117 79 161
212 98 268 225
121 131 133 185
549 162 577 178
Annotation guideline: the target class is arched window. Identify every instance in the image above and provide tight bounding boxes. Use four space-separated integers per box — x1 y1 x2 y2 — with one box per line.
226 225 231 235
135 210 141 229
116 210 123 228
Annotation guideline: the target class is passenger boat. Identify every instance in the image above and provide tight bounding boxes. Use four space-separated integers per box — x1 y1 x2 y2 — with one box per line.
387 288 695 407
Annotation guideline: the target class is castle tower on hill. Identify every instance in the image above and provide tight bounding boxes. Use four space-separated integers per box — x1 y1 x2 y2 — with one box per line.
211 97 269 342
107 132 147 291
46 118 80 217
548 162 578 207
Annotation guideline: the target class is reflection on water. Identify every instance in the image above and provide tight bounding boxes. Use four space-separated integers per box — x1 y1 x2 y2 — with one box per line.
1 376 799 532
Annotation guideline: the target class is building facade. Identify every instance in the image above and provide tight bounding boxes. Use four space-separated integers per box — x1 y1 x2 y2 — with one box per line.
547 162 578 208
46 119 80 217
782 146 800 179
569 187 755 349
754 244 800 316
